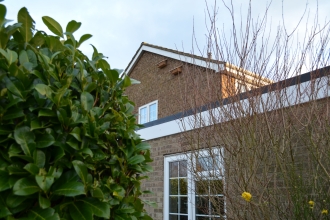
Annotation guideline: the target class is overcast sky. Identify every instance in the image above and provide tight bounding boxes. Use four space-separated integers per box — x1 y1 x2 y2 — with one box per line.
3 0 330 70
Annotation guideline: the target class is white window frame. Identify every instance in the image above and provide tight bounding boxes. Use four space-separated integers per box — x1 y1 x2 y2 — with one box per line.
138 100 158 124
164 148 225 220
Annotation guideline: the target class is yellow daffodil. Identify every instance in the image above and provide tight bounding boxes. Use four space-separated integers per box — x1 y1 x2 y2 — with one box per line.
321 209 328 215
308 200 314 208
242 191 252 202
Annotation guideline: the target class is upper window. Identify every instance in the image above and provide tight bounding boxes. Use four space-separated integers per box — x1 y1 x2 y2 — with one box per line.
139 100 158 124
164 149 225 220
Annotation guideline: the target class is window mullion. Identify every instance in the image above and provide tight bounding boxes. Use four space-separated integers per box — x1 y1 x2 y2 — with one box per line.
188 155 195 220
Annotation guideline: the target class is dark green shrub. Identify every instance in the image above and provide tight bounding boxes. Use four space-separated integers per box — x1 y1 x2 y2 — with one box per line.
0 4 153 220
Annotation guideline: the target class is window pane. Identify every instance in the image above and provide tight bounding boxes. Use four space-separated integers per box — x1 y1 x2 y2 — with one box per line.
170 179 178 195
139 107 147 124
169 214 178 220
195 180 208 195
179 178 187 195
196 196 209 215
197 157 209 171
197 156 220 171
211 196 225 216
209 180 223 195
196 217 210 220
149 103 157 121
179 197 188 214
170 162 179 178
179 215 188 220
179 161 187 177
169 196 178 213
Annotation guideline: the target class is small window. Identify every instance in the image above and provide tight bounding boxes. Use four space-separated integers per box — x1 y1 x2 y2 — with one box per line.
138 101 158 124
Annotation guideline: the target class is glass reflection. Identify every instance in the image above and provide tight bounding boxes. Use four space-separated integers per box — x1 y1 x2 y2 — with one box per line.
170 162 179 177
179 160 187 177
179 178 187 195
196 196 209 215
170 179 178 195
180 197 188 214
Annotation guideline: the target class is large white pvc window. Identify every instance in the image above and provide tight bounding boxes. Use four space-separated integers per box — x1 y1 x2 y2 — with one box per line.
164 149 225 220
139 100 158 124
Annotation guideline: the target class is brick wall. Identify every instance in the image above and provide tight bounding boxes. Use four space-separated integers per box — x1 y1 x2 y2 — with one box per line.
138 97 330 220
125 51 225 120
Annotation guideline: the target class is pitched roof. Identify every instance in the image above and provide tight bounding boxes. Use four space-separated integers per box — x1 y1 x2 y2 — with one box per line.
124 42 225 75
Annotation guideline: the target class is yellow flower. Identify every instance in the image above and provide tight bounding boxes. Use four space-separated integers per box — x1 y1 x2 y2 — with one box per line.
242 191 252 202
308 200 314 208
321 209 328 215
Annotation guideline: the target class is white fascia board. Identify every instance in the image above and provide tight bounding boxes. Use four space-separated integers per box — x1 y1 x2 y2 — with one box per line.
137 75 330 140
126 45 223 74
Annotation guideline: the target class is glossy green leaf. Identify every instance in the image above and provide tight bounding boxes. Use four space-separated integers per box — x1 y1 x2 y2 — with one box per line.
66 20 81 33
66 137 80 150
90 187 104 199
127 155 145 165
31 120 42 130
6 192 28 208
38 109 56 117
23 163 39 175
19 50 29 64
42 16 63 37
72 160 88 184
34 150 45 168
27 207 60 220
52 181 85 197
116 205 135 214
81 91 94 111
35 84 52 98
135 142 151 152
123 75 131 88
17 7 34 44
39 193 51 209
80 198 110 218
3 76 22 98
14 126 35 156
0 48 18 65
70 127 81 141
35 175 54 192
0 4 6 28
0 206 11 218
98 59 110 71
36 134 55 148
48 166 63 179
111 185 125 200
78 34 92 47
84 82 97 93
13 177 39 196
69 202 93 220
27 49 37 67
141 164 153 173
7 165 28 176
50 146 65 162
0 170 10 191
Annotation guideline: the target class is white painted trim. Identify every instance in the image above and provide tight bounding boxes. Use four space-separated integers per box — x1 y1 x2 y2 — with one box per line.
126 45 224 74
137 75 330 140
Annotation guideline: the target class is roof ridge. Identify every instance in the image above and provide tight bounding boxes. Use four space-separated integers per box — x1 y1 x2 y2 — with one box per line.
124 42 225 75
141 42 224 64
